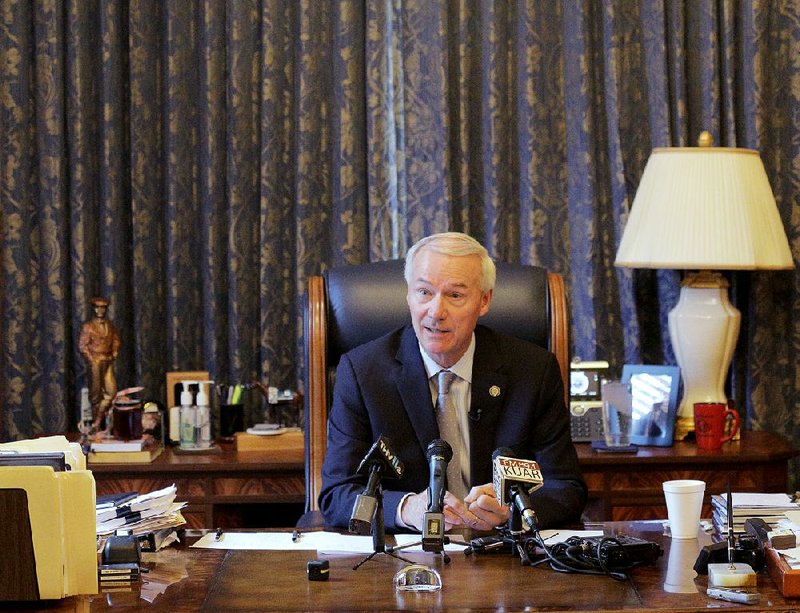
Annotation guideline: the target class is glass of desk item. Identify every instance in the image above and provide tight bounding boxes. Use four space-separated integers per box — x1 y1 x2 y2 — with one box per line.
111 399 143 441
394 564 442 592
219 404 244 442
601 380 633 447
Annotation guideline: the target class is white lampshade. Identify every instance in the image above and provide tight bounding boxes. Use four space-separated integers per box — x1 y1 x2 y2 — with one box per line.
615 139 793 271
615 133 794 440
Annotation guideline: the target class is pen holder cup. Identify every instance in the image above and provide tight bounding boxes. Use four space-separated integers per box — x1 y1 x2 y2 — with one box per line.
219 404 244 441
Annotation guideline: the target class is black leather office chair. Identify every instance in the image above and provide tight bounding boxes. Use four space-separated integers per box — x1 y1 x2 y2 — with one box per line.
302 259 569 515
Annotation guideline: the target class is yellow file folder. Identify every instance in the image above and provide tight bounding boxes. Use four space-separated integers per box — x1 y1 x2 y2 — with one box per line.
0 436 98 600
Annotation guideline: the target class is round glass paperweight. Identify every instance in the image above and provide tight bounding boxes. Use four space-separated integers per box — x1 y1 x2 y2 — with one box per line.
393 564 442 592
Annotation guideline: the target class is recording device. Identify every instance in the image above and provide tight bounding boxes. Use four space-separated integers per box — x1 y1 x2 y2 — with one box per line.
306 559 330 581
569 360 609 441
549 535 662 572
422 439 452 553
467 535 513 554
492 447 543 531
577 535 662 568
693 533 766 574
707 587 760 605
348 435 405 535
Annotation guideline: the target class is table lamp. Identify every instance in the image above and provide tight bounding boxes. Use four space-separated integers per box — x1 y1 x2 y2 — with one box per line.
615 132 794 440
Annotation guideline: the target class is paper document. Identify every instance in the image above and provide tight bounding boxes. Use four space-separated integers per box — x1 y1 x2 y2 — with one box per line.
728 492 795 507
192 531 375 553
191 528 604 552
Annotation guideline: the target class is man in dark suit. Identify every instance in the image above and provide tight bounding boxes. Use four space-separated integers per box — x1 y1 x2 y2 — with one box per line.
320 232 586 533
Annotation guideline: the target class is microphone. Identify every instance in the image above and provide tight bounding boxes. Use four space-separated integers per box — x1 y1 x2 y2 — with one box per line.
348 435 404 535
422 439 453 552
491 447 544 531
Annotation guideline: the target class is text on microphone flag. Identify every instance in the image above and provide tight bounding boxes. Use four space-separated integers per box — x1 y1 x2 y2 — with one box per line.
497 457 543 483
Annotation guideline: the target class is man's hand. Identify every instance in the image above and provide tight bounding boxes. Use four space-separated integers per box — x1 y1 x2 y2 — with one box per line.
399 491 429 531
463 483 509 530
400 483 509 532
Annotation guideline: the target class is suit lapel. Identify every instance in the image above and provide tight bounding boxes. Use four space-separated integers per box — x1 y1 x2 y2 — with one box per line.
469 326 507 485
393 326 438 458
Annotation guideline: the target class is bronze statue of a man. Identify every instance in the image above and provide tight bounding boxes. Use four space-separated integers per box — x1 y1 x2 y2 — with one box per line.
78 297 121 433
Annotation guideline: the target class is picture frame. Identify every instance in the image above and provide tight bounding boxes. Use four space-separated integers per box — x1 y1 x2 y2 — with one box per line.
165 371 210 409
621 364 681 447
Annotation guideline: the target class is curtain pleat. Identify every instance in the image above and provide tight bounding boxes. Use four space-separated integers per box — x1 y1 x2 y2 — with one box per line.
1 0 798 487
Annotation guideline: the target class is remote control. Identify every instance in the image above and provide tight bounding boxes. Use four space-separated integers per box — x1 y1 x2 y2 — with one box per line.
707 587 760 604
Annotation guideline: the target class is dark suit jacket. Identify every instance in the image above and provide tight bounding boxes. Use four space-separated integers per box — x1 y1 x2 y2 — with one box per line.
319 324 587 532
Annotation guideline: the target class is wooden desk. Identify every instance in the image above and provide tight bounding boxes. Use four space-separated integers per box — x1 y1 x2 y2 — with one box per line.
577 430 798 521
16 522 798 612
89 434 305 529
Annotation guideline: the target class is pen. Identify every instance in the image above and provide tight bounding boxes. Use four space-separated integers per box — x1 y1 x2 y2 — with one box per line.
215 527 223 541
231 384 242 405
726 481 735 569
292 529 302 542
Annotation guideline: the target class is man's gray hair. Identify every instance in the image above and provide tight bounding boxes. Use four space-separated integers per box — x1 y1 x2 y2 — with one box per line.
404 232 496 293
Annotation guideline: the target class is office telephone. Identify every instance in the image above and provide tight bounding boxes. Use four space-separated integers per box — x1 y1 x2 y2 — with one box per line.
569 360 609 442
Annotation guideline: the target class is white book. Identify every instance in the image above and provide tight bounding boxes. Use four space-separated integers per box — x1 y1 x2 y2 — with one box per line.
91 438 145 452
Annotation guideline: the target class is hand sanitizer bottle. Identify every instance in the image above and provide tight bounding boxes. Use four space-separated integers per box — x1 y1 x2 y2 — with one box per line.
179 381 197 449
196 380 214 448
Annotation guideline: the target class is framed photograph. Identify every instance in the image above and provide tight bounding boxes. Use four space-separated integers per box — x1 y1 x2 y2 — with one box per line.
165 371 210 409
621 364 681 447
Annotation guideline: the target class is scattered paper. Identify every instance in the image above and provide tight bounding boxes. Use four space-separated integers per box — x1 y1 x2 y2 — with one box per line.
190 528 604 552
191 531 375 553
727 493 794 507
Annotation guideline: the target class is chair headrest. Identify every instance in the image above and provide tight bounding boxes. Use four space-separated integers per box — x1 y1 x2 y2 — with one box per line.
325 260 550 362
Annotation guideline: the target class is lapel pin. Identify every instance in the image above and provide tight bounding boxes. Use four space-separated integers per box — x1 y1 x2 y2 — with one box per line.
489 385 501 397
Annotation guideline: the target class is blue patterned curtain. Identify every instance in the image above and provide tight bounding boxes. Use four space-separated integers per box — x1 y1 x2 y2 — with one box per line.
1 1 798 482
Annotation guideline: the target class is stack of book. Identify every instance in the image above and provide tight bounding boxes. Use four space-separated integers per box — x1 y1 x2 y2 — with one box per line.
88 437 163 463
98 562 140 588
96 484 187 539
711 492 800 534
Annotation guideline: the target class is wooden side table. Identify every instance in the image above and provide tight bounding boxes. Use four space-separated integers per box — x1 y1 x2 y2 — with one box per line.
576 430 798 521
89 433 305 528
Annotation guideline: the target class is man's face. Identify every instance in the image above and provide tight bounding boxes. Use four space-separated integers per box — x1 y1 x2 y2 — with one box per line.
93 304 107 318
406 248 492 368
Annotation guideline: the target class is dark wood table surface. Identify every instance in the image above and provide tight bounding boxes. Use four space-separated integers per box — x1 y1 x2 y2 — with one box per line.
577 430 798 521
4 520 796 612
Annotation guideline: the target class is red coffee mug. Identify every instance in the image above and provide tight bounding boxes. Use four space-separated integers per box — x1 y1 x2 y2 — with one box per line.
693 402 739 450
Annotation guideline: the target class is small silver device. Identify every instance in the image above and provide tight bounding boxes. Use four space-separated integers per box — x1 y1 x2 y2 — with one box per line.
706 587 760 605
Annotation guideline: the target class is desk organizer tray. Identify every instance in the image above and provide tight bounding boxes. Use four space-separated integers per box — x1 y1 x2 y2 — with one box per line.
766 545 800 597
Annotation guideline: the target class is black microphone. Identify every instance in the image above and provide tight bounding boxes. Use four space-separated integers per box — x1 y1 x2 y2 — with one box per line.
491 447 544 531
348 435 404 535
422 439 452 552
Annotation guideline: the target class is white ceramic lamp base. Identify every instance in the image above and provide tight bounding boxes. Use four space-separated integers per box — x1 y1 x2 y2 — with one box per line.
668 271 740 440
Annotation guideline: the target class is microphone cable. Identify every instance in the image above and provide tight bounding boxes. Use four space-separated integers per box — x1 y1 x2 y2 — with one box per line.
522 531 635 580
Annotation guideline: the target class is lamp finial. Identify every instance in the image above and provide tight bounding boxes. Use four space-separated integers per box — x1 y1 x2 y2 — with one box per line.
697 131 713 147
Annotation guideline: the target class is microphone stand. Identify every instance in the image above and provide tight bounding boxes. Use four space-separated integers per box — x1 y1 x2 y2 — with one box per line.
352 486 415 570
386 505 471 563
506 505 534 565
386 533 471 564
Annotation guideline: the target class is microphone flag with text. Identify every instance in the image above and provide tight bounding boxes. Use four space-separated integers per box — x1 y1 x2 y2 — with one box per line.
348 435 404 535
492 447 544 531
422 439 453 552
